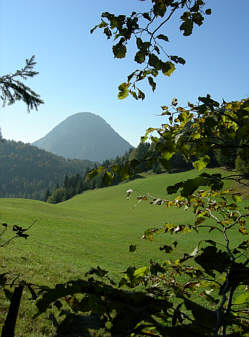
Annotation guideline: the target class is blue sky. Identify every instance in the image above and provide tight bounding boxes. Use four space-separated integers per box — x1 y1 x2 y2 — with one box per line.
1 0 249 147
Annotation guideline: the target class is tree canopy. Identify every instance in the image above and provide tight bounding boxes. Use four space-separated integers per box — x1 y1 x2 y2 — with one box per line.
91 0 212 100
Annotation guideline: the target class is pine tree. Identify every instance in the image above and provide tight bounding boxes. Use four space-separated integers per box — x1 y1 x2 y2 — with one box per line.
0 56 43 111
44 188 51 202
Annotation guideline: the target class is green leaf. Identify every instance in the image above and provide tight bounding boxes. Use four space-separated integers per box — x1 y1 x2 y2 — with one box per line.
134 266 147 278
161 61 175 76
137 89 145 100
170 56 186 64
118 82 129 99
151 69 158 77
180 18 194 36
112 42 127 58
142 12 151 21
232 193 242 203
205 8 212 15
130 90 138 100
162 151 174 161
127 70 136 83
136 37 143 49
148 76 156 92
234 292 249 305
134 51 146 64
157 34 169 42
193 156 209 171
148 54 162 70
140 41 150 52
90 24 99 34
192 12 204 26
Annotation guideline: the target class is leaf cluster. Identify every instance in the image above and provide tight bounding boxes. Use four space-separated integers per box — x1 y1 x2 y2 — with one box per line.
0 220 36 248
91 0 211 99
141 96 249 192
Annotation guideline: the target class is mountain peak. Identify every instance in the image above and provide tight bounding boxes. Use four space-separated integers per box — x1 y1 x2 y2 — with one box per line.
33 113 133 162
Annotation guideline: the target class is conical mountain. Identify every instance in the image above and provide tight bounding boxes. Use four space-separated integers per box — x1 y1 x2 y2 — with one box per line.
33 112 133 162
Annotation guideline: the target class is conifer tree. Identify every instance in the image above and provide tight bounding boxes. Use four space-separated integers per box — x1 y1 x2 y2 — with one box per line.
0 56 43 112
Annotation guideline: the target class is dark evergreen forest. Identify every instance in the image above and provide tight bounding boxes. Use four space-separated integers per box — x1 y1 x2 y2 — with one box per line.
0 140 95 200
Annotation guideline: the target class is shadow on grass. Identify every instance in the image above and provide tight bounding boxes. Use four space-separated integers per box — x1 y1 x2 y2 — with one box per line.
54 312 108 337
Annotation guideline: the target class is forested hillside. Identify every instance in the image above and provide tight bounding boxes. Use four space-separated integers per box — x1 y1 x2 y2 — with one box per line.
47 142 194 203
47 132 247 204
0 140 95 200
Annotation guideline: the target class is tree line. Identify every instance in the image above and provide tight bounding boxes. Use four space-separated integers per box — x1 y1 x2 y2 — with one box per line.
47 132 248 204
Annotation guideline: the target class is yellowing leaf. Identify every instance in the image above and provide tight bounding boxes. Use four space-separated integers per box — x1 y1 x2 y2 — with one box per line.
192 132 201 139
234 292 249 305
239 225 248 235
232 194 242 203
162 61 175 76
118 82 129 99
193 156 209 170
134 266 147 278
162 151 174 160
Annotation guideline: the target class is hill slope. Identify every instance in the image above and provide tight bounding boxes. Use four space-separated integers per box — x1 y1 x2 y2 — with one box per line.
0 168 228 281
0 140 95 200
33 112 133 162
0 168 238 336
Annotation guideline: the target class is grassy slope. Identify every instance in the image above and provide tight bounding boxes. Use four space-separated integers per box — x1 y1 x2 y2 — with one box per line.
0 168 247 336
0 168 235 284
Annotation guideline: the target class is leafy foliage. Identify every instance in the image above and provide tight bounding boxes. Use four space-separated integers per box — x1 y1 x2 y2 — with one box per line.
0 221 36 247
91 0 211 99
35 188 249 336
141 96 249 193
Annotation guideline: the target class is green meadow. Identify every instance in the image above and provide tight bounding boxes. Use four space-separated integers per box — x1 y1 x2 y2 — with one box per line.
0 168 248 336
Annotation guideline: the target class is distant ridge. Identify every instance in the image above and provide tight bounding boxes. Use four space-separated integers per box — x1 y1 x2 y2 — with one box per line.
33 112 133 162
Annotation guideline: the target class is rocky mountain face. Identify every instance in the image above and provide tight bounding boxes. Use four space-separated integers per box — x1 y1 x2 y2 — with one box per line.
33 112 133 162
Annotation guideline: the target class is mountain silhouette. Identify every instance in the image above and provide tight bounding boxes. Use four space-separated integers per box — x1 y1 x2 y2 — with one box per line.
33 112 133 162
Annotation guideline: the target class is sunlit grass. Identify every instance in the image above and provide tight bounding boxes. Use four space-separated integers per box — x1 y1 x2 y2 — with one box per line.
0 168 247 336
